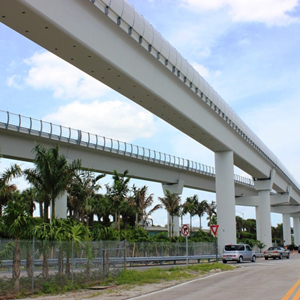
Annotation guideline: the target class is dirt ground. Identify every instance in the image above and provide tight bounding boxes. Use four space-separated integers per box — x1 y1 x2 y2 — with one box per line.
21 269 222 300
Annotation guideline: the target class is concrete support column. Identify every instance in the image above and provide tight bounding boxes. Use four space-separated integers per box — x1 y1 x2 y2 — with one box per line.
215 151 236 253
293 217 300 246
282 214 291 246
254 170 274 249
162 180 184 237
55 191 68 219
256 190 272 247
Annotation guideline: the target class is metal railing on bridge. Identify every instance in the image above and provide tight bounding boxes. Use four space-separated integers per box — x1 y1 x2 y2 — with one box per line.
0 110 254 187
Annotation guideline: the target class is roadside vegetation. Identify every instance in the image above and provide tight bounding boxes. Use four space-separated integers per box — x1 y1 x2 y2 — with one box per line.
115 263 234 286
0 144 285 296
0 262 235 297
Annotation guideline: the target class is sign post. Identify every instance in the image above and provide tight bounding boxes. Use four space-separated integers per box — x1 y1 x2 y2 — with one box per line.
181 224 190 266
210 225 219 262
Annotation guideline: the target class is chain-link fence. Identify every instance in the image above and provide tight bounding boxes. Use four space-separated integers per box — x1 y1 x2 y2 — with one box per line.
0 239 214 296
125 241 215 257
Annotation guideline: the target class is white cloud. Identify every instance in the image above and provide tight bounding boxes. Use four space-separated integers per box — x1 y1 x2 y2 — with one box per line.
191 62 222 81
7 51 110 99
43 100 158 143
7 74 24 89
179 0 299 26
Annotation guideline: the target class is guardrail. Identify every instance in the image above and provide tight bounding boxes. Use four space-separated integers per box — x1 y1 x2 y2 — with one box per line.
0 255 220 269
1 253 266 269
0 110 254 187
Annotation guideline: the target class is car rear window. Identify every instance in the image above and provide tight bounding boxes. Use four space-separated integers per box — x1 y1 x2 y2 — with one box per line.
225 245 245 251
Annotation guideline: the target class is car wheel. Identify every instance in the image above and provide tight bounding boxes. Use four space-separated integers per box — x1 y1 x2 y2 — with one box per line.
279 254 283 259
273 257 276 260
222 260 227 264
252 256 256 262
265 257 268 260
287 254 290 259
238 256 243 263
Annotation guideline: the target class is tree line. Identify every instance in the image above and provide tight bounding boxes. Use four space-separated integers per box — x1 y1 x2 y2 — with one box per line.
0 144 286 292
0 143 285 244
0 144 218 235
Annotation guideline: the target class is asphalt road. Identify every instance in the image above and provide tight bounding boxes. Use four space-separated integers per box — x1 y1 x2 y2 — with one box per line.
128 252 300 300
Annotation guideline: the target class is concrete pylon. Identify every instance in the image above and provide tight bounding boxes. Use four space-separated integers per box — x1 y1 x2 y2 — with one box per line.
215 151 236 253
53 191 68 219
253 169 275 248
282 213 291 246
293 217 300 246
162 180 184 237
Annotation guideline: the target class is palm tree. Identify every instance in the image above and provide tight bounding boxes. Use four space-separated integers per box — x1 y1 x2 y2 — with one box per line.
243 218 257 235
105 170 130 232
195 200 208 229
132 185 161 228
272 223 283 245
236 216 244 238
208 214 217 226
183 195 198 230
68 170 105 226
158 190 181 237
255 241 266 252
21 187 36 216
33 221 59 279
2 197 35 292
0 163 22 216
64 220 89 277
119 198 136 229
90 194 112 227
206 201 217 226
24 144 81 221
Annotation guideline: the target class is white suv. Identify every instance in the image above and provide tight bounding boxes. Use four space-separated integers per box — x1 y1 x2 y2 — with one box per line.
222 244 256 263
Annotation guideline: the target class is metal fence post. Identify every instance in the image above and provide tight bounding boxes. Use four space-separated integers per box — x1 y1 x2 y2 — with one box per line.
100 240 103 280
102 247 105 276
71 240 74 287
32 237 35 294
124 239 126 269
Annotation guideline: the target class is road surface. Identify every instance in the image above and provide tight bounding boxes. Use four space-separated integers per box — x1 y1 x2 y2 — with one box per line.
128 252 300 300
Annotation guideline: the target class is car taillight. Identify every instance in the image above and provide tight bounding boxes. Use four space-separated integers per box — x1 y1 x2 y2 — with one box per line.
264 251 267 253
273 251 278 253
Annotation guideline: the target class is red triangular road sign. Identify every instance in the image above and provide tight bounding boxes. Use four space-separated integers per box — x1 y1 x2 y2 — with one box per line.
210 225 219 237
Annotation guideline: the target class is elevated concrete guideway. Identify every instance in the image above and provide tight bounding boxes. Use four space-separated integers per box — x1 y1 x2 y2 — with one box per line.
1 0 300 250
0 111 256 197
0 0 297 193
1 111 299 246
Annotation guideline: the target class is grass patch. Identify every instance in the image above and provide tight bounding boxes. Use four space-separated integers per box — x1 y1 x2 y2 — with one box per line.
1 263 235 298
115 263 234 286
187 263 234 273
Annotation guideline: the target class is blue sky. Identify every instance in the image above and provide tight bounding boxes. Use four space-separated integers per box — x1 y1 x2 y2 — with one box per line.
1 0 300 229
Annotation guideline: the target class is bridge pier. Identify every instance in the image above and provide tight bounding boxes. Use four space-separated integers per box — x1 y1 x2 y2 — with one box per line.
162 180 184 237
52 191 68 219
215 151 236 253
253 170 275 248
282 213 291 246
293 217 300 246
255 190 272 247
